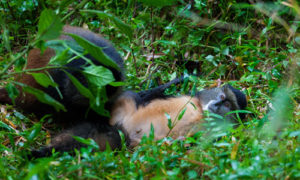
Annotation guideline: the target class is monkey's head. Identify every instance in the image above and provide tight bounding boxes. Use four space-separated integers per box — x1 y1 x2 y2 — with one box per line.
196 84 247 122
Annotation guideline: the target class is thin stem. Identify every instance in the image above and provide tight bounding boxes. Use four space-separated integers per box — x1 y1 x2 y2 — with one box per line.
1 66 65 79
61 0 89 22
166 96 193 137
0 45 31 78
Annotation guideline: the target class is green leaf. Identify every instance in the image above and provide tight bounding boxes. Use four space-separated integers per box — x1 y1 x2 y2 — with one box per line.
90 87 110 117
81 10 133 40
149 123 155 140
30 72 58 88
138 0 177 7
49 48 71 66
72 136 99 149
27 123 42 141
47 39 84 66
177 107 187 121
0 121 14 132
187 170 198 179
221 47 229 56
37 9 63 41
66 33 120 70
165 113 172 129
83 65 115 88
22 85 66 112
63 70 94 100
289 131 300 138
109 81 126 87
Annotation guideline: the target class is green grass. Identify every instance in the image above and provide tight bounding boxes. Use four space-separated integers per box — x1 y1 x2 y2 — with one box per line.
0 0 299 179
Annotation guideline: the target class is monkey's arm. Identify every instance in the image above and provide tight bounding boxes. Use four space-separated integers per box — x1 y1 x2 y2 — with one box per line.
110 77 185 127
137 77 184 106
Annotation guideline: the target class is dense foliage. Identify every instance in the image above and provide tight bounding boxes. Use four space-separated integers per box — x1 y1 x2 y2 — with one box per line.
0 0 299 179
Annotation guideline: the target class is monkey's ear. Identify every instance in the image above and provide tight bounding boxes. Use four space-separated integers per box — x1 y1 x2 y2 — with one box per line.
228 85 247 110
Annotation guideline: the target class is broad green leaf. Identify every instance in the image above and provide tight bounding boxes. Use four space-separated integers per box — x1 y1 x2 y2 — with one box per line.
38 9 63 41
30 72 58 88
63 70 94 100
5 83 19 104
138 0 177 7
66 33 120 70
83 65 115 87
22 85 66 112
81 10 133 40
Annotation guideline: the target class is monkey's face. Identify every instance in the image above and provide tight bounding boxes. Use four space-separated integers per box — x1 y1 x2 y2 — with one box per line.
197 85 245 122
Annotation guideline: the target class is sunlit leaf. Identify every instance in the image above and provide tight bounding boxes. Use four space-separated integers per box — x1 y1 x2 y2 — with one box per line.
83 65 115 87
37 9 63 40
30 73 58 88
66 33 120 70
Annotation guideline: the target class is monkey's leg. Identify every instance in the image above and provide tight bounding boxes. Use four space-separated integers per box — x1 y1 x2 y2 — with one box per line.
0 88 12 104
29 122 121 158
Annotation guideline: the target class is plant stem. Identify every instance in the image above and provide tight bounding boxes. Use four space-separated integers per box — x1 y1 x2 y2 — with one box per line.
0 66 65 79
0 45 31 78
61 0 89 22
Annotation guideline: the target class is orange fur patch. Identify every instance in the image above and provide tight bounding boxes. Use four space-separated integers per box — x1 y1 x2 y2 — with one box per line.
110 96 203 147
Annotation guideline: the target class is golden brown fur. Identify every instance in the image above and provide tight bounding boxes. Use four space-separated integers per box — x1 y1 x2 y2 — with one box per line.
110 95 203 147
109 84 247 148
14 48 55 108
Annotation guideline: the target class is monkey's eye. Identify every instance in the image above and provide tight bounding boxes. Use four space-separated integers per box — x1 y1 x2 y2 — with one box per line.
220 94 225 100
223 101 231 108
